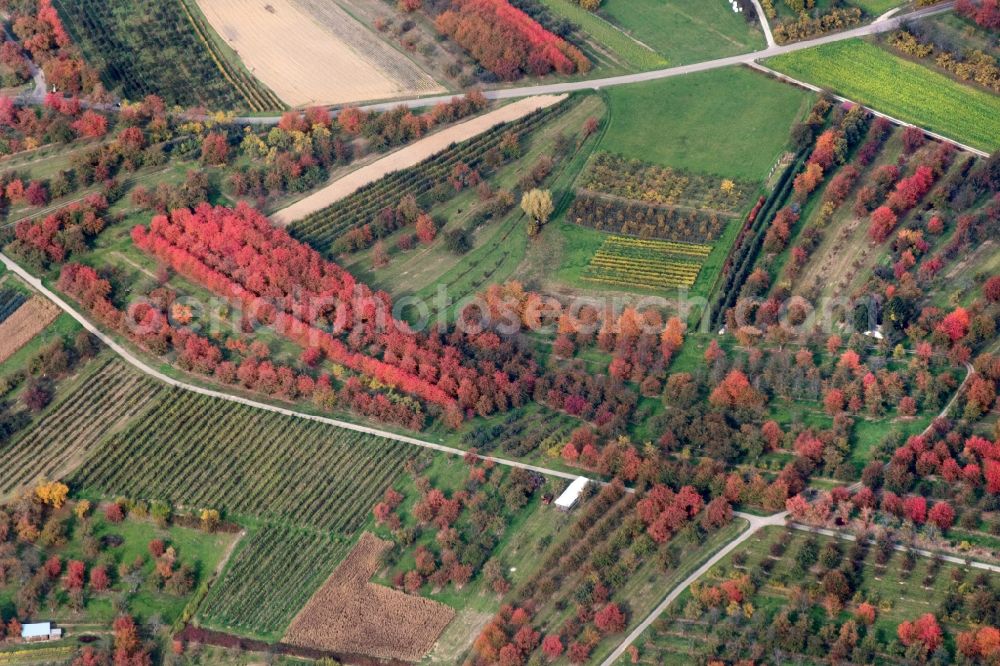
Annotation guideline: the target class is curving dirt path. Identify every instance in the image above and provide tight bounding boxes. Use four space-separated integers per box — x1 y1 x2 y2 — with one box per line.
270 94 566 226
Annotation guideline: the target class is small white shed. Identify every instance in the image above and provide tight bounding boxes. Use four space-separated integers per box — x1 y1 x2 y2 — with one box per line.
22 622 60 642
554 477 588 511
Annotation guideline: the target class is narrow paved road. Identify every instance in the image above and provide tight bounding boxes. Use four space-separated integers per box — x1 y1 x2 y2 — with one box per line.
749 0 777 48
602 505 1000 665
0 251 591 485
234 2 955 122
600 510 789 666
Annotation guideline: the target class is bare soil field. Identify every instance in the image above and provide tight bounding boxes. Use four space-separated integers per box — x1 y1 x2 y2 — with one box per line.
271 94 567 225
0 296 59 363
194 0 444 107
283 532 455 661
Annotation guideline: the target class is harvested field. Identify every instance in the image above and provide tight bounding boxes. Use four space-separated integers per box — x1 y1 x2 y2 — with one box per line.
283 532 455 661
0 296 59 363
195 0 443 107
273 94 567 225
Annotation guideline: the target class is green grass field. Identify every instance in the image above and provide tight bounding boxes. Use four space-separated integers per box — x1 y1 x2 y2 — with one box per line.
598 67 814 180
766 39 1000 152
599 0 766 65
539 0 667 71
850 0 905 15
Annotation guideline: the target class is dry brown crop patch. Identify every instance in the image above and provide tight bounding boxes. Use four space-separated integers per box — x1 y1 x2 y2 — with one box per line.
195 0 443 106
283 532 455 661
0 296 59 363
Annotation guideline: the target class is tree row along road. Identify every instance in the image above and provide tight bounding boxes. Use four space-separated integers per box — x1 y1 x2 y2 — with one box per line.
789 522 1000 574
0 251 590 485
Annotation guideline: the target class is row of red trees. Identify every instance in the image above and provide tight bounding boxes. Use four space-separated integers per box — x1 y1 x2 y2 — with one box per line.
130 203 538 423
956 0 1000 29
869 143 954 242
435 0 589 80
787 484 957 531
58 262 429 429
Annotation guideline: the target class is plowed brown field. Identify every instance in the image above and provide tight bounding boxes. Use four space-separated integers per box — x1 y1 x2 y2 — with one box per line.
195 0 444 106
0 297 59 363
283 532 455 661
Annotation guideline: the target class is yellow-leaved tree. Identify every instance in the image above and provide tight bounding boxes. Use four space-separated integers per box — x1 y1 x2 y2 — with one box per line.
521 188 554 237
35 480 69 508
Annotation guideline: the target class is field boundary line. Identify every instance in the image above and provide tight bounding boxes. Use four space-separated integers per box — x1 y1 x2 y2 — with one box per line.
0 251 592 485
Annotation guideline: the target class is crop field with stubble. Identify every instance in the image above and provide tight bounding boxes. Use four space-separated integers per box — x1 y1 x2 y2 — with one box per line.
195 0 443 106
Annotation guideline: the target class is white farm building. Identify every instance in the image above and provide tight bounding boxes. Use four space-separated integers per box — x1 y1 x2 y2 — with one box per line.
554 477 589 511
21 622 62 642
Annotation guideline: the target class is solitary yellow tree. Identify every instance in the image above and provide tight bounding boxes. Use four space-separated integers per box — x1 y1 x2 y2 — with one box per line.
35 480 69 508
521 188 553 236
